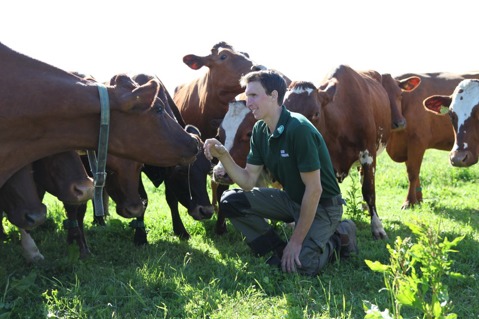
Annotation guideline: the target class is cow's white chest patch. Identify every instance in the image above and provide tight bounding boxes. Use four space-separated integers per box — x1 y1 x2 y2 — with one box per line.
359 150 374 165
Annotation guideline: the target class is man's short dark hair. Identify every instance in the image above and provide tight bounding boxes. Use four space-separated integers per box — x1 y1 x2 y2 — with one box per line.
240 69 287 105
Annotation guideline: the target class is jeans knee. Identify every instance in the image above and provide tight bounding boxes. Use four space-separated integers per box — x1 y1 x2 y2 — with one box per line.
219 189 250 218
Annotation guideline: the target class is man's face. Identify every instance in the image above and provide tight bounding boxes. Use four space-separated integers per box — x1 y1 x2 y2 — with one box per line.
245 81 276 120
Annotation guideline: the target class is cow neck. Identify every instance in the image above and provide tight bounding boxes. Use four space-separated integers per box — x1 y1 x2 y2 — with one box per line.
87 83 110 218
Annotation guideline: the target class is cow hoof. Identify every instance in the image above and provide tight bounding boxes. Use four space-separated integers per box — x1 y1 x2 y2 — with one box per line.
133 232 148 246
215 224 227 235
80 249 92 259
25 252 45 264
177 232 191 240
92 217 106 227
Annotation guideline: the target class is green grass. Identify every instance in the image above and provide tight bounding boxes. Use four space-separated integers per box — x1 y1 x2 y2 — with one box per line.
1 149 478 318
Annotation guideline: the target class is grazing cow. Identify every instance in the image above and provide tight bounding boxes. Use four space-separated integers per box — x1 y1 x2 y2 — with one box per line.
173 41 264 140
424 79 479 167
283 65 392 239
80 73 214 243
385 72 479 208
1 151 94 262
135 74 215 240
83 125 213 244
0 42 199 188
140 125 214 240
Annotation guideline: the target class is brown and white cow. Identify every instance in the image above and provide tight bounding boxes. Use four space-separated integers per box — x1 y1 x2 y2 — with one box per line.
173 41 264 140
386 72 479 208
283 65 392 239
424 79 479 167
0 42 199 188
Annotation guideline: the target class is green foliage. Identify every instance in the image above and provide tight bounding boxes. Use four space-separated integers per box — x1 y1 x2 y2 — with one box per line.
344 169 368 221
364 220 465 319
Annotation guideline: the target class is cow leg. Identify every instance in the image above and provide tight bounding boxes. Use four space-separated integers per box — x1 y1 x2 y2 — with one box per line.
402 147 426 209
132 179 149 245
0 218 7 241
214 183 230 235
165 185 190 240
20 229 44 263
359 152 387 240
64 203 91 258
130 216 148 245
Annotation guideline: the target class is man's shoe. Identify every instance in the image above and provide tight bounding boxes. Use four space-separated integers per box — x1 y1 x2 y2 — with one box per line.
336 219 359 257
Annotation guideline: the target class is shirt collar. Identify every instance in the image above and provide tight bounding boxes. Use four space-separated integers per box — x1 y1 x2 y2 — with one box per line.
271 105 291 138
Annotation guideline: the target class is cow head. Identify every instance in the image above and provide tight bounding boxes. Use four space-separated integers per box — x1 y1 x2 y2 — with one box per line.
213 100 255 185
182 42 263 102
381 74 421 131
0 165 47 230
103 154 145 219
284 81 332 128
424 79 479 167
33 151 94 204
167 125 215 220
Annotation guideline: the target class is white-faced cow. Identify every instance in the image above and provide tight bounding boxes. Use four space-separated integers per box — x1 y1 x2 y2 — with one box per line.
0 42 199 188
283 65 392 240
386 72 479 208
424 79 479 167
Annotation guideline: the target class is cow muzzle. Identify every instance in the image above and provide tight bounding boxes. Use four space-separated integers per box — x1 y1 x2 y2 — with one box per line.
189 204 215 220
10 204 47 230
450 150 478 167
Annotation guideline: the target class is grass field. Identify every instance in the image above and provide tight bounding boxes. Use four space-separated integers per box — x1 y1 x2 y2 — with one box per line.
1 149 478 318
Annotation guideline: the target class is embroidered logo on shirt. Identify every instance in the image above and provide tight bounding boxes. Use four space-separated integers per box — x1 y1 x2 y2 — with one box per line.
280 149 289 157
277 125 284 134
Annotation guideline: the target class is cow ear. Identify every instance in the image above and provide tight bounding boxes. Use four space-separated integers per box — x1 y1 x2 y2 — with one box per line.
399 76 421 92
423 95 451 115
117 79 160 112
112 74 137 89
318 79 337 104
183 54 205 70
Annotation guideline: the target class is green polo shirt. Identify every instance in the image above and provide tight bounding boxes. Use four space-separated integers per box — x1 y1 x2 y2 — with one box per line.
247 106 340 204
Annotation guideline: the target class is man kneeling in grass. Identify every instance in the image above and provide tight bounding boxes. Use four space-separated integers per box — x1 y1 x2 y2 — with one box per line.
204 69 358 276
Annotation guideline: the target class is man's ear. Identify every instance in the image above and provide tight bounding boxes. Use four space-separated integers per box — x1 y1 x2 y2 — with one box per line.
271 90 278 101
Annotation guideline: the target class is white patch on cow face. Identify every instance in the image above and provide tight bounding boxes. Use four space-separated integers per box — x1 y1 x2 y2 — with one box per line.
359 150 374 165
450 80 479 150
284 86 314 100
221 101 250 151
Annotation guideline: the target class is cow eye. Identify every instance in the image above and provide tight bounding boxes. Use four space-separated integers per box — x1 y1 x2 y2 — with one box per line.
220 54 227 60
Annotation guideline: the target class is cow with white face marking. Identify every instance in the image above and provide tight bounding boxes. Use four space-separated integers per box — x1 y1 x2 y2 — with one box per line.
283 65 393 240
424 79 479 167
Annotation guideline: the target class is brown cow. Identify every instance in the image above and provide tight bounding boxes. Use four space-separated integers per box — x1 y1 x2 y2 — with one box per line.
283 65 392 239
1 151 94 261
76 73 214 243
424 79 479 167
0 42 199 188
385 71 479 208
173 41 264 140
